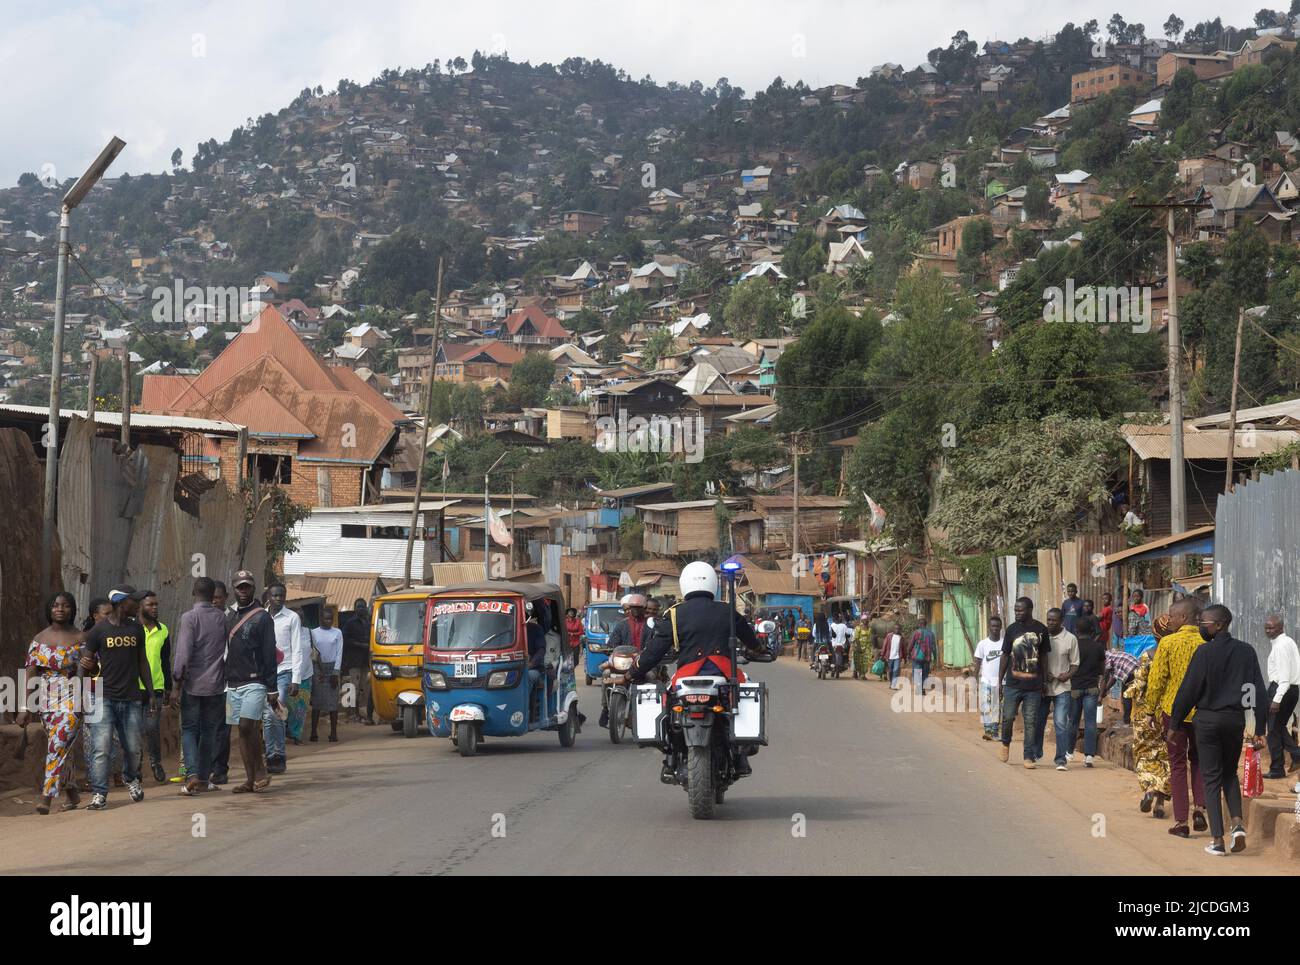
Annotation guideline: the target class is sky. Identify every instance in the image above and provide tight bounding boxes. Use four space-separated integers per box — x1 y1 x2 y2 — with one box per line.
0 0 1244 188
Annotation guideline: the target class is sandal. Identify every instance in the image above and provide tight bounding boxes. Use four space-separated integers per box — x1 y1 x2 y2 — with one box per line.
230 782 257 794
1140 791 1153 813
253 777 272 791
36 798 51 815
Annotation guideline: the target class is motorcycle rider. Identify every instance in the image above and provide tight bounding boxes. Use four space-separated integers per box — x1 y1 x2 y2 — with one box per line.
829 610 851 673
631 561 760 776
601 593 649 727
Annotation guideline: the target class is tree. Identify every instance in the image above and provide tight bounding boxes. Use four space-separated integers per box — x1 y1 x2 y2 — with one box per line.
928 417 1123 555
640 327 675 369
775 302 881 433
1163 14 1184 40
507 352 555 408
723 277 783 339
170 148 183 172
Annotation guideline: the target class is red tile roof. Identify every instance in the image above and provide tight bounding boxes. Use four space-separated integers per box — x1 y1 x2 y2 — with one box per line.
441 341 525 364
503 305 570 340
140 305 405 464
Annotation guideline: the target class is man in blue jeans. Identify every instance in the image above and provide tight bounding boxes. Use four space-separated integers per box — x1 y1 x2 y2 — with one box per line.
172 577 229 794
262 583 304 775
78 585 156 810
998 597 1050 768
1067 601 1105 766
1033 608 1079 769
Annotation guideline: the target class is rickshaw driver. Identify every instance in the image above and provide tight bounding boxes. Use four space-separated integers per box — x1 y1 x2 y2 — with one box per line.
630 560 761 776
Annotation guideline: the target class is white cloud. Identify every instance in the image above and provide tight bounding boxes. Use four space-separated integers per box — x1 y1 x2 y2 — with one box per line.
1 0 1241 186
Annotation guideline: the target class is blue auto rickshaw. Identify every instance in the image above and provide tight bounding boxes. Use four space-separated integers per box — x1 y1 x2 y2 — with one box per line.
422 582 580 757
581 602 625 685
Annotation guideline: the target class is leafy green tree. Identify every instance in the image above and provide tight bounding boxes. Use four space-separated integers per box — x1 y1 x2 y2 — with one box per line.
775 302 880 433
507 352 555 408
928 417 1123 555
724 277 783 339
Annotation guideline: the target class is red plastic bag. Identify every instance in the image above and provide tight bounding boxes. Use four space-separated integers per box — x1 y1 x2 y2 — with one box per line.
1242 745 1264 799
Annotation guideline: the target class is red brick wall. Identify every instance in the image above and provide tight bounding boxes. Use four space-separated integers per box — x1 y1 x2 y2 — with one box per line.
215 439 365 508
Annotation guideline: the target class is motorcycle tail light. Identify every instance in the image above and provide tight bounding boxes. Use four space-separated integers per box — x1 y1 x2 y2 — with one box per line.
683 693 710 704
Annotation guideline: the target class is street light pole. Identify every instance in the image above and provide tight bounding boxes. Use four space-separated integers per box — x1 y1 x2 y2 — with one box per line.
483 451 507 580
40 136 126 596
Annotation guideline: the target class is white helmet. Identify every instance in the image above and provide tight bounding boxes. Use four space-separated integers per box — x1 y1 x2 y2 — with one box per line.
680 560 719 599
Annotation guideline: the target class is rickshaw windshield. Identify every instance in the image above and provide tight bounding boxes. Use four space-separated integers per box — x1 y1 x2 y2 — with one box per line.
374 600 426 647
587 607 620 632
430 598 518 651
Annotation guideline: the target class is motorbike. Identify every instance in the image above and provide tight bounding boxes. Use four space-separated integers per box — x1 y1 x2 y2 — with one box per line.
601 644 638 743
631 563 768 820
814 641 834 679
637 667 766 819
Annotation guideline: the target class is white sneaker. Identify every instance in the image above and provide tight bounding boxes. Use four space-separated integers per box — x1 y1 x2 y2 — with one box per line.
1085 755 1094 767
1065 752 1074 762
127 780 144 803
87 793 107 810
1056 763 1067 771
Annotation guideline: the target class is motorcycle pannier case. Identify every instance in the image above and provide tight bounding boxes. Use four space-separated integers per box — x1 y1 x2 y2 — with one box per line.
732 682 768 745
632 682 666 746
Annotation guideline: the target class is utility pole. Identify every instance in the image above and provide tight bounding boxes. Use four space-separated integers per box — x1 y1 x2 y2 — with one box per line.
401 258 444 588
1225 307 1245 494
483 451 507 580
792 431 801 592
1135 198 1206 571
509 473 516 572
119 337 132 449
39 136 125 597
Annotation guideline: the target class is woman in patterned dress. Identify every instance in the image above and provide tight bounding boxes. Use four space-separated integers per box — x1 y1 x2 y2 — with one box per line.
1125 613 1172 818
21 592 85 814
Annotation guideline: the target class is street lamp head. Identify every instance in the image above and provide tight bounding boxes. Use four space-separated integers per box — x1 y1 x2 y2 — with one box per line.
63 136 126 211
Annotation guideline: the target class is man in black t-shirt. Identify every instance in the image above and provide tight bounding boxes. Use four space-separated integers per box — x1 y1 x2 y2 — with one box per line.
997 596 1051 768
78 585 157 810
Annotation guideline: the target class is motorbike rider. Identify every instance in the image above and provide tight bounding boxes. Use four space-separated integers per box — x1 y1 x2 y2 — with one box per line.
829 610 851 673
601 593 649 727
631 561 760 776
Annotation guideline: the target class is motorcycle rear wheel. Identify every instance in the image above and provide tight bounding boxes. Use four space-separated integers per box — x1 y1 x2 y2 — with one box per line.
608 692 626 744
686 745 715 819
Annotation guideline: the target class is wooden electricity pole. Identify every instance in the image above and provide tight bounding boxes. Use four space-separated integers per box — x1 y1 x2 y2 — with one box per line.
1134 198 1207 575
119 340 132 449
401 257 445 589
1224 307 1245 494
792 431 801 592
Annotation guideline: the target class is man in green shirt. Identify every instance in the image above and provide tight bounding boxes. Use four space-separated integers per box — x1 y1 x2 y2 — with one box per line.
139 591 173 783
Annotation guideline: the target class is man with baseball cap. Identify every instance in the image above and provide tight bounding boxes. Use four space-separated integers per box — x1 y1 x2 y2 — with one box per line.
78 585 156 810
224 571 280 793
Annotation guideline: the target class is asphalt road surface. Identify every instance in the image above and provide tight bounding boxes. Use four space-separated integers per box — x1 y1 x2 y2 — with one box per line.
1 659 1276 875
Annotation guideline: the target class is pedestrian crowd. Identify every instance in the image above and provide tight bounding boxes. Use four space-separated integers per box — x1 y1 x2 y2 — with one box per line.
973 584 1296 858
18 572 373 813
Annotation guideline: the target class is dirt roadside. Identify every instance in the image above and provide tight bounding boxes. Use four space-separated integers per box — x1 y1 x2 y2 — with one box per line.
841 664 1293 876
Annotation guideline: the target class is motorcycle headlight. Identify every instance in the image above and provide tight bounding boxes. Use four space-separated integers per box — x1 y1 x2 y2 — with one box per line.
611 655 634 671
486 670 519 689
424 670 448 690
371 661 394 679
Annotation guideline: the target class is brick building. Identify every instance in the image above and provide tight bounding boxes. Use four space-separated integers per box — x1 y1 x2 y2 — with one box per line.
140 305 407 508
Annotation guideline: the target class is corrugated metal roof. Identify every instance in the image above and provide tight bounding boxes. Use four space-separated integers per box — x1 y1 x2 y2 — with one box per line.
309 500 461 515
597 482 675 499
0 403 242 435
1187 398 1300 428
751 495 850 509
1122 423 1300 460
742 569 817 597
636 499 734 511
300 572 388 612
1102 524 1215 566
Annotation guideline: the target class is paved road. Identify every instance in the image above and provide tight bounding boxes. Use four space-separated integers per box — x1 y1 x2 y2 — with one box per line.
0 659 1270 875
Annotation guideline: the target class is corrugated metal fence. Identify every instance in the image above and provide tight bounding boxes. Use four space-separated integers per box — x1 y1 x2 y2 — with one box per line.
1215 470 1300 672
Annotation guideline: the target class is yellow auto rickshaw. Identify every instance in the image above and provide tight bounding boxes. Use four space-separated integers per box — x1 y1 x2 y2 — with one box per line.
370 586 439 737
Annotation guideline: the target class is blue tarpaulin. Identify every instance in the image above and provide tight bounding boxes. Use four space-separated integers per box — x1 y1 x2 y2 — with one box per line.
1123 634 1156 659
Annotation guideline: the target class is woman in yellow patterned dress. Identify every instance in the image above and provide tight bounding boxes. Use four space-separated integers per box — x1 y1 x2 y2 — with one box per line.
1125 613 1171 818
20 592 85 814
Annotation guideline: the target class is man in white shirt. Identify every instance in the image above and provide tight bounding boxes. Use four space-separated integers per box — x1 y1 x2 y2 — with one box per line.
882 622 904 689
1263 613 1300 778
263 583 305 775
972 615 1004 740
310 607 346 743
829 613 851 673
1036 608 1079 770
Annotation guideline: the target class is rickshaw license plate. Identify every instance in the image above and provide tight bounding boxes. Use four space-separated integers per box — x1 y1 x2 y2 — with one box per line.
454 661 477 679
